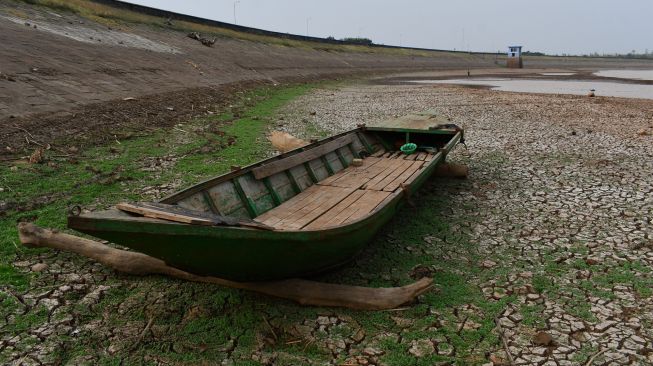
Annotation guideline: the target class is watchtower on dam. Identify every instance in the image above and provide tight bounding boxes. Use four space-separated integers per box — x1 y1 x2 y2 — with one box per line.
507 45 523 68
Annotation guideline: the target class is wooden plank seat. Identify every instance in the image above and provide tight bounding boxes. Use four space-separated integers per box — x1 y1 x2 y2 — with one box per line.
255 152 431 231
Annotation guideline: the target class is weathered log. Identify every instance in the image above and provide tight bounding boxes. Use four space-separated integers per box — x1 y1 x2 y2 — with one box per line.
433 163 469 179
17 223 432 310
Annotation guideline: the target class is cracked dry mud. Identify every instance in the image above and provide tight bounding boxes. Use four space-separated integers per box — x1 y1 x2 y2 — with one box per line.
4 82 653 365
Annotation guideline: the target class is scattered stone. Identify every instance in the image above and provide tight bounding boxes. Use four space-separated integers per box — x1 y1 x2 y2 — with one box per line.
585 258 599 265
408 264 433 279
518 271 533 279
489 354 506 365
408 339 434 357
362 347 384 356
30 263 48 272
391 316 413 328
594 320 616 332
480 259 497 268
437 342 454 356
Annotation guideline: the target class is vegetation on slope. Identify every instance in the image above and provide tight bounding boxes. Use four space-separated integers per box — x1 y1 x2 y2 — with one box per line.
14 0 470 58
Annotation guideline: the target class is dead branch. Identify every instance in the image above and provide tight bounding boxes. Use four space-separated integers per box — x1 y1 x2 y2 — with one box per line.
495 316 515 366
585 348 608 366
17 223 432 310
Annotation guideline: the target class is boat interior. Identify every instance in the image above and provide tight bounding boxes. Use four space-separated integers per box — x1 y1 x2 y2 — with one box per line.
156 129 454 231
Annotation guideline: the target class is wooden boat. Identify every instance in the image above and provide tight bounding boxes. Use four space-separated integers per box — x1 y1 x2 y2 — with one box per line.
68 111 464 281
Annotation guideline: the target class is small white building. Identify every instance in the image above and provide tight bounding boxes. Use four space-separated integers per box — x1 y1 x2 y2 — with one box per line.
507 45 523 68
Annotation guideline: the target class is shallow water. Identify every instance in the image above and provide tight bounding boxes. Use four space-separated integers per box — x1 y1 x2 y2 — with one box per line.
412 78 653 99
593 69 653 81
540 72 576 76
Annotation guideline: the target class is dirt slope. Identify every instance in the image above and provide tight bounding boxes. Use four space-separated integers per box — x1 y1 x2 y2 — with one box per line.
0 1 495 120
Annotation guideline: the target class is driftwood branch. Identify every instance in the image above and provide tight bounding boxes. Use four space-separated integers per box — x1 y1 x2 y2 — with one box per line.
17 223 432 310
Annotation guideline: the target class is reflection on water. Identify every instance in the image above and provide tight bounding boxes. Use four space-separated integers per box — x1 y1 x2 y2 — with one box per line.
412 78 653 99
594 70 653 81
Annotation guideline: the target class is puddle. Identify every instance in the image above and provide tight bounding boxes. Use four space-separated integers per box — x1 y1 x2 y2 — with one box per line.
540 72 576 76
1 15 180 54
593 70 653 81
412 78 653 100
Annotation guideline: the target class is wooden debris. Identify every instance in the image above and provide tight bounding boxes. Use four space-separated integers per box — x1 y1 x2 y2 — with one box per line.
17 223 433 310
200 37 216 47
29 147 44 164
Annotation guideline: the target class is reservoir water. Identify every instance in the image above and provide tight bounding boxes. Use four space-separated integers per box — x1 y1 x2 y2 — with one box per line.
593 69 653 81
412 77 653 100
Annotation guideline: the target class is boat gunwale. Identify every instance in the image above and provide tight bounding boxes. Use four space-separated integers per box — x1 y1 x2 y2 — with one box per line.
69 190 403 239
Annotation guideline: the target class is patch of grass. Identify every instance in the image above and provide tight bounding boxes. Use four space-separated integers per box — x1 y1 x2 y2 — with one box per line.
521 303 546 328
7 304 48 333
591 261 653 298
571 344 598 364
567 299 596 322
532 273 557 294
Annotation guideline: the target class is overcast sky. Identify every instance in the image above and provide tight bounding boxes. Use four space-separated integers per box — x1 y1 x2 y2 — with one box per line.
129 0 653 55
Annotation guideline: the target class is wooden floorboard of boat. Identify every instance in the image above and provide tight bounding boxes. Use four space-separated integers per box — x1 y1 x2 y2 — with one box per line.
323 158 389 189
319 157 383 187
365 159 415 191
279 187 357 230
304 190 391 230
255 185 325 226
382 160 424 192
255 152 433 231
256 186 356 230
